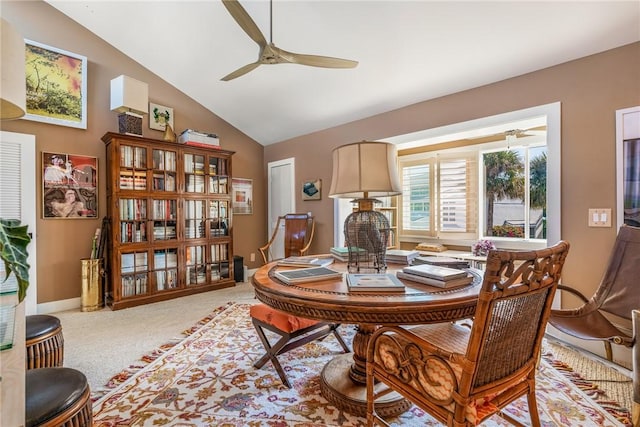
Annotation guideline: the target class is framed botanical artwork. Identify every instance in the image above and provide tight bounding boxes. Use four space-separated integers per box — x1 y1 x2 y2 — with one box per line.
42 152 97 219
302 179 321 201
232 178 253 215
149 102 174 131
25 40 87 129
616 106 640 228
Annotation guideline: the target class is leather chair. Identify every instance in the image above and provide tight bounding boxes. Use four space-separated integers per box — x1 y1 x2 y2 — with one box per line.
548 224 639 362
259 213 315 264
250 303 350 388
366 242 570 426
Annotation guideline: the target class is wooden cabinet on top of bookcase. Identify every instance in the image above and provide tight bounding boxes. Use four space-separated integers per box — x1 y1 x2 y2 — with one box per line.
102 132 235 310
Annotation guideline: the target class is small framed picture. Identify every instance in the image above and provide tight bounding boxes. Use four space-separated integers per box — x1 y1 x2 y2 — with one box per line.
232 178 253 215
302 179 321 201
42 152 97 219
25 40 88 129
149 102 174 131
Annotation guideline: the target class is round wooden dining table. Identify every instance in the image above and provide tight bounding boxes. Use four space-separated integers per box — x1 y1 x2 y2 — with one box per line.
251 260 484 418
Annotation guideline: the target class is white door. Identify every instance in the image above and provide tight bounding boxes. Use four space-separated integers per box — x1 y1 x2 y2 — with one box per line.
267 158 295 260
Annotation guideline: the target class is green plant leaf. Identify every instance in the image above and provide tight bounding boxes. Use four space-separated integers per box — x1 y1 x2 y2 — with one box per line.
0 218 31 302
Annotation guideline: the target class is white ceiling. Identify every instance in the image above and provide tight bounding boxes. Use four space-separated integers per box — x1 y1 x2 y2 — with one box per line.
47 1 640 146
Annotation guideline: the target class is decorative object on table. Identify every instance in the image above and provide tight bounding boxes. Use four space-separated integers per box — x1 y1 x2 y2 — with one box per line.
302 179 321 201
110 75 148 136
178 129 220 149
414 242 447 252
231 178 253 215
346 273 405 292
274 266 342 285
149 102 174 131
42 152 97 219
329 141 401 273
471 239 496 256
24 39 87 128
1 19 26 120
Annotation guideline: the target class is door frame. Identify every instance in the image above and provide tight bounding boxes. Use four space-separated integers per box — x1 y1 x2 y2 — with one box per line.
267 157 296 259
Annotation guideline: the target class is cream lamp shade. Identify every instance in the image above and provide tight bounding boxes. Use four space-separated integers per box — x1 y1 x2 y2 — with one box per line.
110 75 148 136
329 141 402 202
329 141 401 273
1 18 26 120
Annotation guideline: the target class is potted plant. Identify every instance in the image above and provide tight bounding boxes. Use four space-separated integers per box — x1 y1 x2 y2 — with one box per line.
0 218 31 302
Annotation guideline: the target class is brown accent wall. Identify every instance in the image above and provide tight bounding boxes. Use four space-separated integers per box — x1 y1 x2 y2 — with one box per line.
265 42 640 303
1 1 266 305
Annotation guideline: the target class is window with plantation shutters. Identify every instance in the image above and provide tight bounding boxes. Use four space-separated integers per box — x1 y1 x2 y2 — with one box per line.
400 161 432 234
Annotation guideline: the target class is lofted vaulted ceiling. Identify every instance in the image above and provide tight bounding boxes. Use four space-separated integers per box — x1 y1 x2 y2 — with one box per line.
46 1 640 146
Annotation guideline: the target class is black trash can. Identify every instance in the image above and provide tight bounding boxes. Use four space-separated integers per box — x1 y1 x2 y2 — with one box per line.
234 255 244 282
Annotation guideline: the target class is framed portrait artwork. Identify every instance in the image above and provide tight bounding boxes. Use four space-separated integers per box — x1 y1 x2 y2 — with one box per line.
149 102 174 131
232 178 253 215
25 40 88 129
42 152 97 219
616 106 640 228
302 179 321 201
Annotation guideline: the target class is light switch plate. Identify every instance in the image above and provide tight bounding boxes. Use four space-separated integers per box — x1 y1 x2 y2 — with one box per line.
588 208 611 227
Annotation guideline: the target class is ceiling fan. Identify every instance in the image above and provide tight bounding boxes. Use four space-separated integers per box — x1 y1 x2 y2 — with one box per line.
220 0 358 81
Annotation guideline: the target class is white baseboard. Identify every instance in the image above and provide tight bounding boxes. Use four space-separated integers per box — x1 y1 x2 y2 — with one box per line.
38 297 81 314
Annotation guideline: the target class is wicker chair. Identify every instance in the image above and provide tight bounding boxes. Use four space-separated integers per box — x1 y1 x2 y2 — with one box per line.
366 241 570 427
259 213 315 264
548 224 639 362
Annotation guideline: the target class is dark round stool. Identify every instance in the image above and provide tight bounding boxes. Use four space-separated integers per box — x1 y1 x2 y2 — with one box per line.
26 315 64 370
26 367 93 427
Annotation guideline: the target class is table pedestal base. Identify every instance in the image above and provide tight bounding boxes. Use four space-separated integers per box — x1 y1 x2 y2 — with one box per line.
319 353 411 418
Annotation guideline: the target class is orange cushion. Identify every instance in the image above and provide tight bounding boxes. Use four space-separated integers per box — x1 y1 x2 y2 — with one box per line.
250 304 320 333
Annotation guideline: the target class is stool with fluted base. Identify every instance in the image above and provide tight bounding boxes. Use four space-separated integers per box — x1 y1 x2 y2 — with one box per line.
26 314 64 370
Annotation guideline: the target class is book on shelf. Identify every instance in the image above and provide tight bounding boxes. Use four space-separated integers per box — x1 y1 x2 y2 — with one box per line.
274 266 342 285
396 270 474 289
347 273 406 292
412 256 470 269
277 256 334 268
402 263 468 281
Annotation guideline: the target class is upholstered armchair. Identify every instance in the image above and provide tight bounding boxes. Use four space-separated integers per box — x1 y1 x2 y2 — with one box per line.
366 241 570 427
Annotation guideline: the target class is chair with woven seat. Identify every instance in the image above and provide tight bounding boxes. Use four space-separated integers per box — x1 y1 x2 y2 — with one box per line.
250 303 350 388
259 213 315 264
548 224 639 362
366 241 570 427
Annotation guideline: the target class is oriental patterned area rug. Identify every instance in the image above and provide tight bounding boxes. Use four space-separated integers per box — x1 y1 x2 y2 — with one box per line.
92 302 629 426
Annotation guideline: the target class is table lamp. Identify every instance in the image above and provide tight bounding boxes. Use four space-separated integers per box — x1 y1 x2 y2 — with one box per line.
110 75 148 136
1 18 26 120
329 141 402 273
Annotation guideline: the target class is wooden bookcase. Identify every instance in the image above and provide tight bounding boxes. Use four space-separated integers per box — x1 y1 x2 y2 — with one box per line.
376 196 398 249
102 132 235 310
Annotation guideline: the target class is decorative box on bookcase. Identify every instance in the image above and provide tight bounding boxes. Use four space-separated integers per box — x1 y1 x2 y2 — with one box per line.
102 132 235 310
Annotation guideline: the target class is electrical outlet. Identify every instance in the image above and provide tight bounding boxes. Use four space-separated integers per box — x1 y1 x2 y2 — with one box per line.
250 252 255 262
588 208 611 227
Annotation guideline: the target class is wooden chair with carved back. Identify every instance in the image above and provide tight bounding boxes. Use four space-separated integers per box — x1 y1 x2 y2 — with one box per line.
259 213 315 264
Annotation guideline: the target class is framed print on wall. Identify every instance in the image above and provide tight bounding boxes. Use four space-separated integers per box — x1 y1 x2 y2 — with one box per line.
42 152 97 219
302 179 321 201
149 102 174 131
25 40 87 129
232 178 253 215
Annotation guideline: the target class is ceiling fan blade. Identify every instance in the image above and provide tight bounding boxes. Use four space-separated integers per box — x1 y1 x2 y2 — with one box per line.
277 48 358 68
221 0 267 48
221 62 261 81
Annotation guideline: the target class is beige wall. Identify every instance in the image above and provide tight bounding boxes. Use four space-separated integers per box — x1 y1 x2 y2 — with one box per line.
265 42 640 302
1 1 266 305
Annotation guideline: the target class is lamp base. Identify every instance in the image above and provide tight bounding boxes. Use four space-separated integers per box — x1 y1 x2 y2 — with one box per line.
117 112 143 136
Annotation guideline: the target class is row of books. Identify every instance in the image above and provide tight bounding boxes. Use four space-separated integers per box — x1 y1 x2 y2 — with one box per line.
152 149 177 171
121 222 146 243
119 171 147 190
121 274 147 297
120 145 147 169
121 252 148 273
152 173 176 192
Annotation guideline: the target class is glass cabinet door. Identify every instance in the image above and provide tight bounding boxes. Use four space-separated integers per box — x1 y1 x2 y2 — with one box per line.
184 199 206 239
119 145 147 190
120 251 148 297
185 245 206 285
184 153 206 193
119 198 147 243
153 248 178 291
152 199 177 241
209 243 230 281
208 200 229 237
208 157 229 194
152 149 177 192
